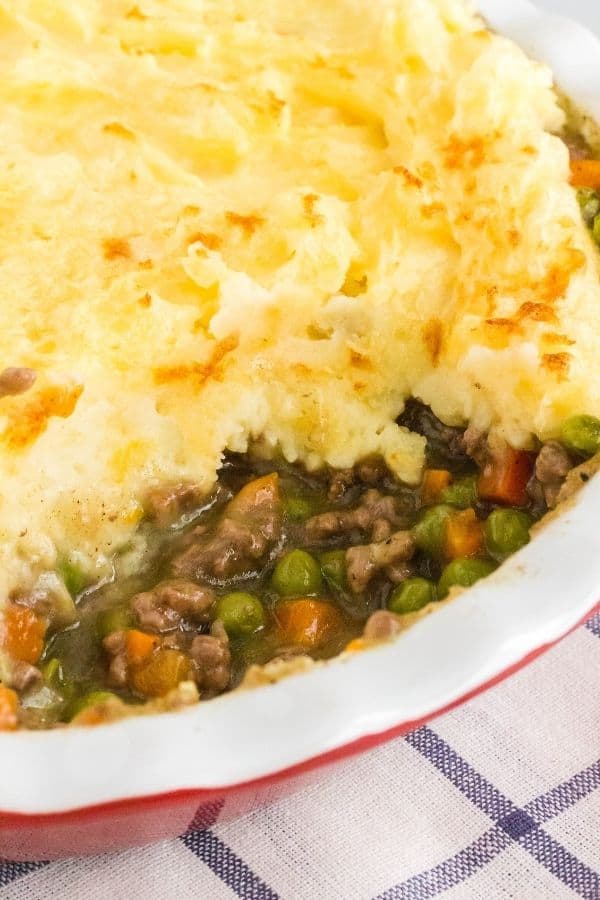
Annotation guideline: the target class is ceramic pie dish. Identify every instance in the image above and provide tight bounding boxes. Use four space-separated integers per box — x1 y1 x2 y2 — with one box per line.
1 0 600 860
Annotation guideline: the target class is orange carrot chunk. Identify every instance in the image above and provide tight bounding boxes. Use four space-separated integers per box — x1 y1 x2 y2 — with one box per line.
478 447 535 507
124 629 159 666
570 158 600 189
130 649 190 698
275 598 342 649
0 685 19 731
444 508 484 560
421 469 452 506
1 605 46 665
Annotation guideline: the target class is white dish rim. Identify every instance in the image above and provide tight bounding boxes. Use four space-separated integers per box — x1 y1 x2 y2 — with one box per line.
1 0 599 817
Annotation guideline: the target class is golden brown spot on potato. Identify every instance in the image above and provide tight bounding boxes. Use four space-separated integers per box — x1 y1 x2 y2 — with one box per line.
517 302 557 324
138 259 153 270
422 319 443 365
485 317 522 335
393 166 423 188
522 145 537 155
3 385 83 450
485 285 498 316
537 247 585 303
292 363 312 376
542 332 575 346
444 135 486 169
102 122 135 140
349 350 373 370
153 336 238 388
102 237 131 260
125 5 147 18
303 193 324 227
507 229 520 247
417 162 436 181
182 205 201 217
542 352 572 379
341 271 368 297
420 202 445 219
225 211 265 236
188 231 222 251
138 293 152 308
267 91 285 115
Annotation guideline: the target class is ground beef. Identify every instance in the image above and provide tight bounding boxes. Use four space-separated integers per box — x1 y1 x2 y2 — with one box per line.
304 490 405 542
144 482 206 527
103 631 129 688
362 610 403 640
529 441 573 508
8 660 41 691
461 425 489 467
190 621 231 695
132 580 215 632
171 475 282 581
346 530 415 593
327 457 394 500
327 469 354 501
355 457 390 485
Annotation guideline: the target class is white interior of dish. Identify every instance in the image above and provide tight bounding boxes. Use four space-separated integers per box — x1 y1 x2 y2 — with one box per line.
1 0 599 815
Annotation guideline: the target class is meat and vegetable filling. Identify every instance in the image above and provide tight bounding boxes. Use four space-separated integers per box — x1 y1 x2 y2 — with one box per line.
0 402 598 730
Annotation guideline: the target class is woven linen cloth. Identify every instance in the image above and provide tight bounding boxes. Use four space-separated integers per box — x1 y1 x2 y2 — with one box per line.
2 610 599 900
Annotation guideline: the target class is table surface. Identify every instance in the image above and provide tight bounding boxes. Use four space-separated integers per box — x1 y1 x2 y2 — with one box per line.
3 3 600 898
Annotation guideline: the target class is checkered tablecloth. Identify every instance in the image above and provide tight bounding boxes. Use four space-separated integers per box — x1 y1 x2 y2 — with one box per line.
2 610 599 899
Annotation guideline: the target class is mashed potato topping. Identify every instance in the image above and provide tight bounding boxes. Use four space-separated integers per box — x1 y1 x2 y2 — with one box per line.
0 0 599 607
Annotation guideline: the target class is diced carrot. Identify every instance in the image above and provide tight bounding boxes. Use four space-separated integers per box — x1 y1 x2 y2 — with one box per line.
444 508 484 560
0 685 19 731
421 469 452 505
275 598 343 649
227 473 280 520
570 158 600 189
130 649 190 698
478 447 535 507
0 605 46 665
124 629 159 666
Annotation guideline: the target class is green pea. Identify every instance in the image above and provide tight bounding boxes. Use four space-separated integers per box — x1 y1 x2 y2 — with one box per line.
412 505 454 557
577 187 600 225
388 577 436 615
560 414 600 457
593 214 600 247
69 690 120 721
440 475 478 509
57 558 88 598
319 549 347 590
271 549 323 596
215 592 265 636
485 508 533 560
438 558 496 599
96 605 133 639
284 496 315 521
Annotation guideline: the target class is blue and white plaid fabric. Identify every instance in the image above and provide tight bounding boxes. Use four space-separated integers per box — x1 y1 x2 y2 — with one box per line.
2 610 599 899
